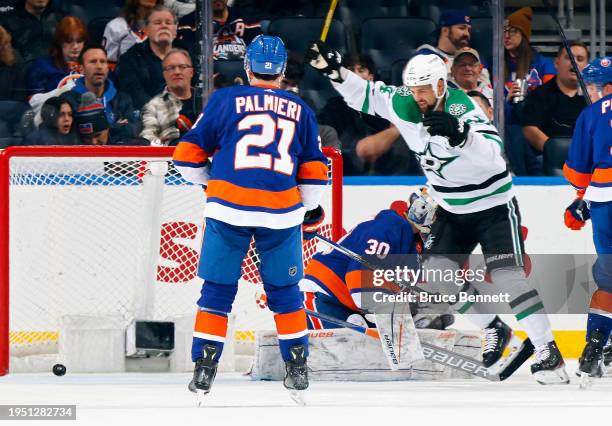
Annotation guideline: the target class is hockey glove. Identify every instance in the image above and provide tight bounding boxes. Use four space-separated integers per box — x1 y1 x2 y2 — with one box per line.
305 40 343 83
564 195 590 230
422 111 470 147
303 205 325 240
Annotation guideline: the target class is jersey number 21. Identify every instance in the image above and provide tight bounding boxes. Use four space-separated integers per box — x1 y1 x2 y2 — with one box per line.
235 113 295 175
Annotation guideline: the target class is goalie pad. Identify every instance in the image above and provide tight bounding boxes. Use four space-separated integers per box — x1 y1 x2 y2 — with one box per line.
249 328 481 381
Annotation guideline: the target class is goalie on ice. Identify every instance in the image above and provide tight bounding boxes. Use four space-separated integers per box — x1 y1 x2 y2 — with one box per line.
299 190 453 331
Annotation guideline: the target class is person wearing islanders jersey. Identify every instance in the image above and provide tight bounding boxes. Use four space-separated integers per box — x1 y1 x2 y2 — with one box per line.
563 56 612 380
306 42 569 385
300 200 423 330
172 35 327 398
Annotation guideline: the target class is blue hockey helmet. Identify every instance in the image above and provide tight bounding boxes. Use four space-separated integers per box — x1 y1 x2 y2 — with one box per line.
244 35 287 76
583 56 612 87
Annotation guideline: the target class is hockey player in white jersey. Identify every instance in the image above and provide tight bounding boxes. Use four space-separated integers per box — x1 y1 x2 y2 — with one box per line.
306 42 569 384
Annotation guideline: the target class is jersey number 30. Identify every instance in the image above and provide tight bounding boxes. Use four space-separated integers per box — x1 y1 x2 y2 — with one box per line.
235 113 295 175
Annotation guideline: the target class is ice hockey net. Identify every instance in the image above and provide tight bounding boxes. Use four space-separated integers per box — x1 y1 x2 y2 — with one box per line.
0 146 342 375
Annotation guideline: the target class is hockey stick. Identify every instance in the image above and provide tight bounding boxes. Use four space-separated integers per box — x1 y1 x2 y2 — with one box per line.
314 233 422 370
320 0 339 42
541 0 591 105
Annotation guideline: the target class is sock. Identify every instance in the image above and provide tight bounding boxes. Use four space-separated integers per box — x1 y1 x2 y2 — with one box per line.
192 309 228 362
587 290 612 341
491 267 553 347
265 282 309 361
191 281 238 362
274 310 309 361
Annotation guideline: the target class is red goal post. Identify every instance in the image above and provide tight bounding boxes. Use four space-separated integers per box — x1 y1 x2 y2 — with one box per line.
0 146 343 375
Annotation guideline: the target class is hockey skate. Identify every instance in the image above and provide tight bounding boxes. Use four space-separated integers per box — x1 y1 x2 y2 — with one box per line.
283 345 309 406
578 330 605 389
603 338 612 368
530 341 570 385
482 316 521 374
188 344 219 406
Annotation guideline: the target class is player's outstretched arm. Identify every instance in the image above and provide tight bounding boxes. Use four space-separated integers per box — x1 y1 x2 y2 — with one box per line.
305 41 398 122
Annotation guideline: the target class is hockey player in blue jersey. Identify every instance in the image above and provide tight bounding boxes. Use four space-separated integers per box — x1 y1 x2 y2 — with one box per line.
300 191 455 330
172 35 328 403
563 56 612 385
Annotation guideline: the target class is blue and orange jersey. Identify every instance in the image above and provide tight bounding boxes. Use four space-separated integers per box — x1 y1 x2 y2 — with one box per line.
172 84 328 229
564 94 612 202
300 209 420 312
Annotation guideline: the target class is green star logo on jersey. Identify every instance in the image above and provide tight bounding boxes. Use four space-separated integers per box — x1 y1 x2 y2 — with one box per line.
415 143 459 179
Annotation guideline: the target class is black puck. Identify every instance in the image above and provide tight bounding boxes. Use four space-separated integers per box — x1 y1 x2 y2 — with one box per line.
52 364 66 376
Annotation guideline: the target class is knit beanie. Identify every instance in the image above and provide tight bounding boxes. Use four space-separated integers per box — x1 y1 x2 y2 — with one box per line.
76 92 109 135
506 6 533 41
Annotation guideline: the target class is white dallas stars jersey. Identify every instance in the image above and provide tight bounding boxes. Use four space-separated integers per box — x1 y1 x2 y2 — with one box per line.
333 70 513 214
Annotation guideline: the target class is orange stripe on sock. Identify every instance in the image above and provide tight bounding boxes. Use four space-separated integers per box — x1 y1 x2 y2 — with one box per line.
194 311 228 337
590 290 612 313
274 310 307 336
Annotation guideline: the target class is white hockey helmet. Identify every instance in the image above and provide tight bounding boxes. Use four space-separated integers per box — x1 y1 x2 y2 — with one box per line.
402 54 448 107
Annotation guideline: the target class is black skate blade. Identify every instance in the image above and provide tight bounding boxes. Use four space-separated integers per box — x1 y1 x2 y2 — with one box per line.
499 338 534 381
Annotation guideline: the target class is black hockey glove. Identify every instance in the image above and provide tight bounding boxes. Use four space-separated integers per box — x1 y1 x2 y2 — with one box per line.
422 111 470 147
303 205 325 240
305 40 343 83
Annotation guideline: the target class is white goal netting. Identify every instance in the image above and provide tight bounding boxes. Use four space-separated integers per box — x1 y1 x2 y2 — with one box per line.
0 146 342 373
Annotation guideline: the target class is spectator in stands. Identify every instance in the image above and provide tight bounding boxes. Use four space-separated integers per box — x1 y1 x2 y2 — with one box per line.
116 5 178 110
520 42 589 153
416 10 471 70
62 45 139 144
502 6 556 176
26 16 87 96
22 96 78 145
504 7 556 103
177 0 262 61
0 25 25 101
75 92 110 145
103 0 164 64
164 0 195 18
0 0 63 63
320 55 415 175
140 48 196 145
468 90 493 121
449 47 493 106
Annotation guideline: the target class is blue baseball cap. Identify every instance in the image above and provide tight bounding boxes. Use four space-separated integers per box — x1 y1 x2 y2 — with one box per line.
439 9 471 27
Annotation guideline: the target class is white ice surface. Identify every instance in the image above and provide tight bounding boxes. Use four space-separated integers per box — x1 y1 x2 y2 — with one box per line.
0 360 610 426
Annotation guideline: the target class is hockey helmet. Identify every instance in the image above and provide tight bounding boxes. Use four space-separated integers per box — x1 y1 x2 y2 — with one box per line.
244 35 288 76
402 54 448 105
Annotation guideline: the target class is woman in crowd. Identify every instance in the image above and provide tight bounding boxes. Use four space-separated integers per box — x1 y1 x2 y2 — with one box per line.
26 16 88 96
103 0 164 64
503 6 556 176
22 97 78 146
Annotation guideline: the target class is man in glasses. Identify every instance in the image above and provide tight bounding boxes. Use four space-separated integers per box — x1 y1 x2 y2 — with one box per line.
140 48 196 146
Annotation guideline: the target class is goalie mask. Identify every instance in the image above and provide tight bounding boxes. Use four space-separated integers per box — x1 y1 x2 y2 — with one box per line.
390 188 437 234
402 54 448 110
